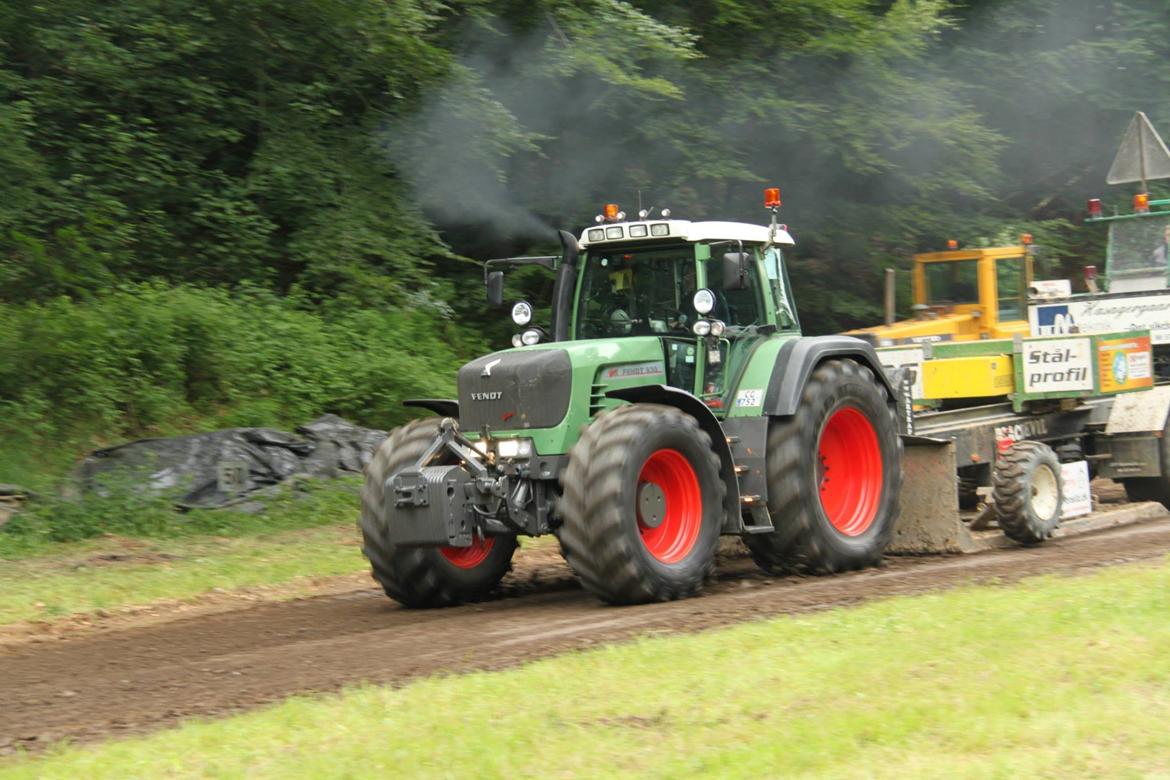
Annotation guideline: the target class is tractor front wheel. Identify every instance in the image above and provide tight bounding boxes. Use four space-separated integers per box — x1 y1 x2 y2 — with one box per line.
744 358 902 575
360 419 517 608
557 403 725 604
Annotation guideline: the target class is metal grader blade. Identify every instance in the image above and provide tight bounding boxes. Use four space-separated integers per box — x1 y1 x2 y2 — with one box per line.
889 436 983 554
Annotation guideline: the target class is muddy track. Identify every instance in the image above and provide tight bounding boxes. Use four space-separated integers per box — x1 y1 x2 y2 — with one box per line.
3 518 1170 753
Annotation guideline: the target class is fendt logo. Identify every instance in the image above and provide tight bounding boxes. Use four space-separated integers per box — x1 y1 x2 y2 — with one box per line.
481 358 502 378
471 392 503 401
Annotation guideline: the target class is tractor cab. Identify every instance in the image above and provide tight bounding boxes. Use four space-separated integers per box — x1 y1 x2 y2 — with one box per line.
1086 194 1170 293
571 214 798 411
486 194 799 416
848 241 1034 346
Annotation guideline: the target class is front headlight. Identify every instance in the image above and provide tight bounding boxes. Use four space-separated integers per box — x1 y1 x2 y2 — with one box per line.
709 319 726 337
692 320 711 336
521 329 541 346
496 438 534 459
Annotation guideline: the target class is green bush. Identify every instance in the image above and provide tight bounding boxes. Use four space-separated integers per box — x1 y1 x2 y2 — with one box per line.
0 283 481 480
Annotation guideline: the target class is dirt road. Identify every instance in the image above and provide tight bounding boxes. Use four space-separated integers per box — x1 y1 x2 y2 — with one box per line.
4 518 1170 753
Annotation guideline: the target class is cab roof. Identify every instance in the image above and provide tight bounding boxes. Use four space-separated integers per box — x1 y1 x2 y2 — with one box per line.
578 219 795 249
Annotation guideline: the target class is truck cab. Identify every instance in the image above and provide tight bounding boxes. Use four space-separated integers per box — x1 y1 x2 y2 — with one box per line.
848 243 1033 346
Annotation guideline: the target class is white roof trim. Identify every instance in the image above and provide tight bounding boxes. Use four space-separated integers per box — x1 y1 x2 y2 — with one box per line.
579 219 794 248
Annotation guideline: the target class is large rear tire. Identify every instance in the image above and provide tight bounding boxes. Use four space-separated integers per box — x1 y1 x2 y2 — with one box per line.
360 418 517 608
557 403 725 604
992 440 1062 545
744 358 902 575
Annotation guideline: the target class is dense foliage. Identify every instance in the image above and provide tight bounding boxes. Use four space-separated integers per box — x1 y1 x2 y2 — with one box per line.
2 0 1169 475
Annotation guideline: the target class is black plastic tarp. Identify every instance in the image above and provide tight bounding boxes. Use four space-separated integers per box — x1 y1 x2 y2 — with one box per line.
78 414 387 509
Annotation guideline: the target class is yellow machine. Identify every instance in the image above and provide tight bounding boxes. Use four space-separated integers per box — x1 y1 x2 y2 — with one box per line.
849 242 1035 346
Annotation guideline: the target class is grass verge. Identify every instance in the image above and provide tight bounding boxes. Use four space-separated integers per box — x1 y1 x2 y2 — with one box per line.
0 478 368 624
5 558 1170 778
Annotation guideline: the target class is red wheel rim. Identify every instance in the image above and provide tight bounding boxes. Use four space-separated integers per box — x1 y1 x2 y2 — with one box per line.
637 449 703 564
817 405 883 536
440 536 495 569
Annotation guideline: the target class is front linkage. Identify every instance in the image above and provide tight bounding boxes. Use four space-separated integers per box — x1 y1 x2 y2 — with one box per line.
387 418 556 549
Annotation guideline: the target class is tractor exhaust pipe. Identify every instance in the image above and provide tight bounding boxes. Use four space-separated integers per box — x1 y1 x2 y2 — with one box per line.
884 267 896 326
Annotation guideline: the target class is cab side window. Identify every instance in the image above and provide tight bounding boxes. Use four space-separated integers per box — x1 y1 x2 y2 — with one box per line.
703 256 763 327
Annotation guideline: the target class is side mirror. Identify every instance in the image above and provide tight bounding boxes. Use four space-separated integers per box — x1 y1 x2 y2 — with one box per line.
486 270 504 306
722 252 750 291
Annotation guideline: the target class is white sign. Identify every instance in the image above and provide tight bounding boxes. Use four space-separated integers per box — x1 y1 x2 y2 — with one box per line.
876 346 925 400
1021 337 1093 393
1029 279 1072 298
1060 460 1092 519
1029 293 1170 345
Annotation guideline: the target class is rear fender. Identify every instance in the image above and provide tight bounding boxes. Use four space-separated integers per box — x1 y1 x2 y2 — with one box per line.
764 336 898 417
605 385 743 533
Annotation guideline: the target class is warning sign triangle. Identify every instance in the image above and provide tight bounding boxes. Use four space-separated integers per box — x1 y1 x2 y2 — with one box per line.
1107 111 1170 185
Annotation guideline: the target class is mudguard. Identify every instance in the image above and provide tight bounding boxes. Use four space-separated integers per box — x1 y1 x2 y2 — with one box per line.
605 385 742 532
763 336 897 417
402 399 460 417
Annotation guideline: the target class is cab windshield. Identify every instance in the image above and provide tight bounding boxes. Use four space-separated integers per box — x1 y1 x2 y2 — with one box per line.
575 245 698 339
1108 215 1170 276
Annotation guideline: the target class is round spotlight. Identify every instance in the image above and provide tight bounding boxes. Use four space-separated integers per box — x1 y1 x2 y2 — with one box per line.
692 320 711 337
709 319 726 337
661 208 671 218
693 288 715 316
511 333 523 348
511 300 533 326
521 329 541 346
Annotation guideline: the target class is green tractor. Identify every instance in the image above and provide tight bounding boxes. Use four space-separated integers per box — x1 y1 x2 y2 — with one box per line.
360 191 905 606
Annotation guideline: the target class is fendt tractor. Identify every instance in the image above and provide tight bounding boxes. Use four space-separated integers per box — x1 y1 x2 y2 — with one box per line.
359 189 907 606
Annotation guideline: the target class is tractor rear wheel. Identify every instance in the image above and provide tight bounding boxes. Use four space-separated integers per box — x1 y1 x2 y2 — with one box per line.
744 358 902 575
992 440 1062 545
360 418 517 608
557 403 725 604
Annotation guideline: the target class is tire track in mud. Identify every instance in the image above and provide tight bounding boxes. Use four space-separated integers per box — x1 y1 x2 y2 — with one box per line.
3 518 1170 753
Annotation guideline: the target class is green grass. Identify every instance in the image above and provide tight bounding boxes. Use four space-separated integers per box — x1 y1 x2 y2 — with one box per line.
6 559 1170 778
0 478 369 624
0 524 365 625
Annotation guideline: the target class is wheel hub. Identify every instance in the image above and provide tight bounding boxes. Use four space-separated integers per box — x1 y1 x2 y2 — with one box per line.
636 448 703 564
638 482 667 528
817 405 883 537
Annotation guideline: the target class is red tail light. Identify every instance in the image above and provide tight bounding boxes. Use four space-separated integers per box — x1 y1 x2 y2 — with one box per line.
1134 193 1150 213
1087 198 1102 217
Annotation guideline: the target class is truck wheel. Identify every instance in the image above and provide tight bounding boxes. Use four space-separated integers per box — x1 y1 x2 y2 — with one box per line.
992 441 1062 545
359 418 517 608
744 358 902 575
557 403 725 604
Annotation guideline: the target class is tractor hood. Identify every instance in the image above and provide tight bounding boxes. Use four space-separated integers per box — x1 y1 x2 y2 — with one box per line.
456 338 667 445
459 349 573 432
